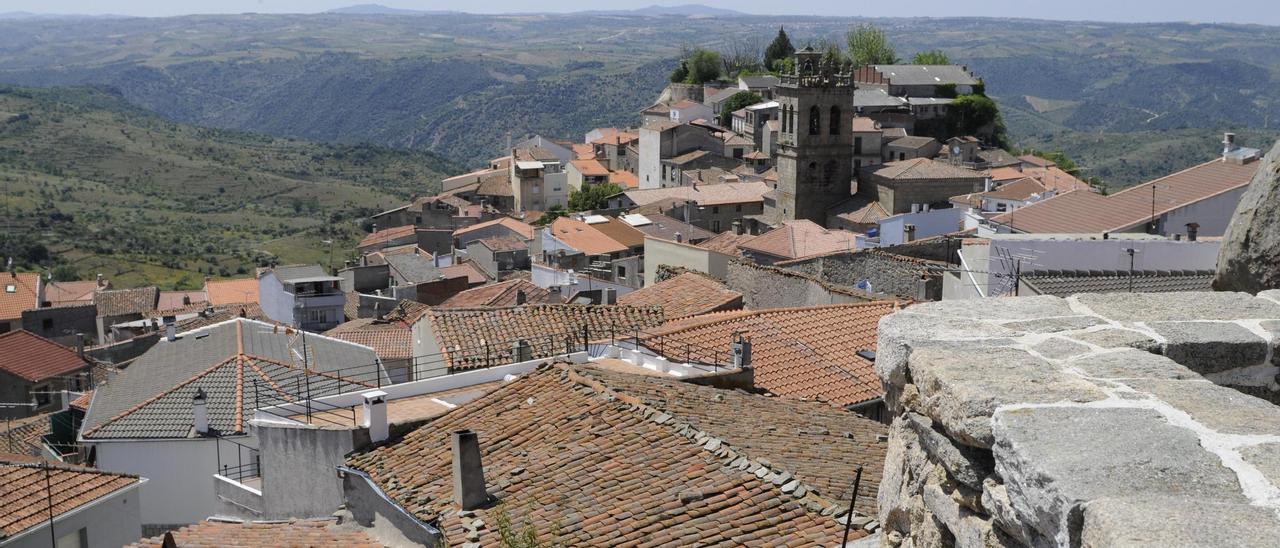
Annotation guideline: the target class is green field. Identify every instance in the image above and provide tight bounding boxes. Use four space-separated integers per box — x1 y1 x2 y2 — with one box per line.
0 85 457 288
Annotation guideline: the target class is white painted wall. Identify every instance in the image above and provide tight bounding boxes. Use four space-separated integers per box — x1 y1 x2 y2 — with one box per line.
91 437 255 526
1160 187 1245 238
878 208 968 246
638 127 663 190
2 481 143 548
531 264 636 296
642 237 732 286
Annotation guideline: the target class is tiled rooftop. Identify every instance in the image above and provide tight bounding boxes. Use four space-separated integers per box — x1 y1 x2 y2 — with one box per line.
42 279 100 307
345 364 880 546
0 414 51 455
740 220 859 260
621 181 771 207
0 330 89 382
1021 269 1216 296
549 217 629 256
439 279 555 308
0 457 140 539
358 224 416 249
642 302 902 407
424 305 665 370
128 518 381 547
93 286 160 317
617 272 743 319
204 278 260 305
0 272 40 320
453 217 534 240
81 319 379 439
868 158 987 181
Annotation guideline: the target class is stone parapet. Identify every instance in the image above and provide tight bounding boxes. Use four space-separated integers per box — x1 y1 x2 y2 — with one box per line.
875 291 1280 547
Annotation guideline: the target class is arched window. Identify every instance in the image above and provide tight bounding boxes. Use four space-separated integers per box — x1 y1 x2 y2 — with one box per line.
781 105 789 133
829 106 842 135
808 105 820 135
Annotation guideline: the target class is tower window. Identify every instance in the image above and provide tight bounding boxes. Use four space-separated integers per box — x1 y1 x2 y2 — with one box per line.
830 106 842 135
808 105 820 135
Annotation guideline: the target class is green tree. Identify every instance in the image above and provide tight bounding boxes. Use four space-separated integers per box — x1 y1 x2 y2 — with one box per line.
911 49 950 65
532 205 567 226
717 91 763 126
1019 149 1081 173
50 264 79 282
684 49 722 84
845 24 899 66
762 27 795 71
568 183 622 212
669 61 689 84
946 94 1002 137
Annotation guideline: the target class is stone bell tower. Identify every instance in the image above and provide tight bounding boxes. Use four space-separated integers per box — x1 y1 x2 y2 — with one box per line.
764 47 856 226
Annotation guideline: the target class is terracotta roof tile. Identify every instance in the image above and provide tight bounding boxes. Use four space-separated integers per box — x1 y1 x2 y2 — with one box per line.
549 217 629 256
157 290 208 312
740 220 859 260
440 279 556 308
42 280 100 307
618 272 743 318
869 158 986 180
698 231 756 256
438 261 492 285
204 278 260 306
981 177 1048 201
453 217 534 241
358 224 417 249
0 458 140 539
0 272 40 321
129 519 381 547
621 181 770 207
344 364 877 545
0 331 90 382
608 170 639 189
989 158 1261 233
425 305 664 370
642 302 901 407
570 159 610 177
0 414 51 455
93 286 159 317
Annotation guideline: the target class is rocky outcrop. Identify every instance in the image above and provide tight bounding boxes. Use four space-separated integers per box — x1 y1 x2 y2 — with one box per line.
1216 141 1280 292
875 292 1280 548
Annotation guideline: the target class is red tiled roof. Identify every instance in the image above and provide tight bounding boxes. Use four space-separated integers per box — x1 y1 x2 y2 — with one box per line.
0 458 140 538
549 217 629 256
204 278 260 306
344 364 874 546
42 280 100 307
475 236 527 253
453 217 534 240
571 143 595 160
93 286 159 317
621 181 771 207
438 261 491 285
608 170 639 189
740 220 859 260
991 166 1091 193
570 159 610 177
0 414 51 455
0 272 40 321
158 290 208 312
69 391 92 412
982 177 1049 201
989 158 1261 233
129 519 381 547
698 231 755 256
439 279 556 308
0 331 89 382
642 302 902 407
869 158 986 180
358 225 417 249
617 272 743 318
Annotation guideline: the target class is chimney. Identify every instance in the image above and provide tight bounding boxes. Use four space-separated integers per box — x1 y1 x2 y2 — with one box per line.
451 430 488 510
1222 133 1237 159
674 231 684 243
515 289 527 305
361 390 389 443
372 223 379 233
193 388 209 436
732 220 743 235
603 288 617 305
730 332 752 368
163 315 177 342
984 177 993 193
512 339 533 362
1186 223 1199 242
904 224 917 243
916 274 930 301
96 273 106 289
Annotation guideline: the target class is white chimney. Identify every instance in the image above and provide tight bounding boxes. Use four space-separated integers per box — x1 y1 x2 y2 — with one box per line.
730 332 751 368
193 388 209 436
163 315 177 342
361 390 389 443
1222 132 1237 159
451 429 488 510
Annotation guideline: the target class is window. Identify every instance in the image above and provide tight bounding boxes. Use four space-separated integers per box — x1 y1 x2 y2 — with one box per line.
713 220 721 232
899 152 906 161
830 106 842 135
42 318 53 331
305 308 329 326
55 527 87 548
854 136 863 154
808 105 821 135
735 204 742 212
733 148 743 159
855 159 862 169
4 284 14 293
616 266 627 279
712 206 719 214
33 383 52 408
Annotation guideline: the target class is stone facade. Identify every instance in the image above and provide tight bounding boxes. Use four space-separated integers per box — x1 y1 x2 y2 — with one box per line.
875 291 1280 547
1216 140 1280 293
765 49 856 225
778 250 946 301
723 259 873 309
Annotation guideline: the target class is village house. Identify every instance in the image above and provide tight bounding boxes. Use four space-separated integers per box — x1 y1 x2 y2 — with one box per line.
78 318 382 529
636 121 726 189
587 129 639 172
452 217 533 250
258 265 345 332
883 135 941 162
607 181 770 233
0 455 145 548
565 158 611 191
737 73 780 99
439 279 556 308
858 158 988 214
93 287 159 343
851 117 885 170
510 145 569 212
203 277 259 306
326 301 430 384
0 330 92 419
0 271 41 334
667 99 714 124
355 224 417 255
464 236 530 277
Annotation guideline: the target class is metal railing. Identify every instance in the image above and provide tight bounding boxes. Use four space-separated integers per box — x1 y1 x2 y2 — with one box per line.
216 436 260 483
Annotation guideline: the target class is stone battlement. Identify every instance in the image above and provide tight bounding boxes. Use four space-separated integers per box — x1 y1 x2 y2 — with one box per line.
875 291 1280 547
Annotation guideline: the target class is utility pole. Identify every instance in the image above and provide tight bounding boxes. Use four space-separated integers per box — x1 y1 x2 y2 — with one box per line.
1126 248 1138 293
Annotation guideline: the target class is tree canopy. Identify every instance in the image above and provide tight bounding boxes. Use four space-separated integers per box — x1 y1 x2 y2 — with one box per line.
911 50 950 65
846 24 898 66
945 94 1005 143
568 183 623 213
684 49 723 84
762 27 795 72
669 61 689 83
718 91 763 126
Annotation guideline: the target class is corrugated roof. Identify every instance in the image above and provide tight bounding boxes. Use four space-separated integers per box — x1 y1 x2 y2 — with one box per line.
989 158 1261 233
0 330 89 382
344 364 879 544
872 64 978 86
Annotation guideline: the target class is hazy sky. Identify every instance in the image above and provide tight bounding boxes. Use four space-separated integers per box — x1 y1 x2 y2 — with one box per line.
6 0 1278 26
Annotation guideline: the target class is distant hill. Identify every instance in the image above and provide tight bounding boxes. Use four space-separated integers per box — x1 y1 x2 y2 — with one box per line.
325 4 458 15
0 13 1274 186
580 4 748 17
0 85 457 288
